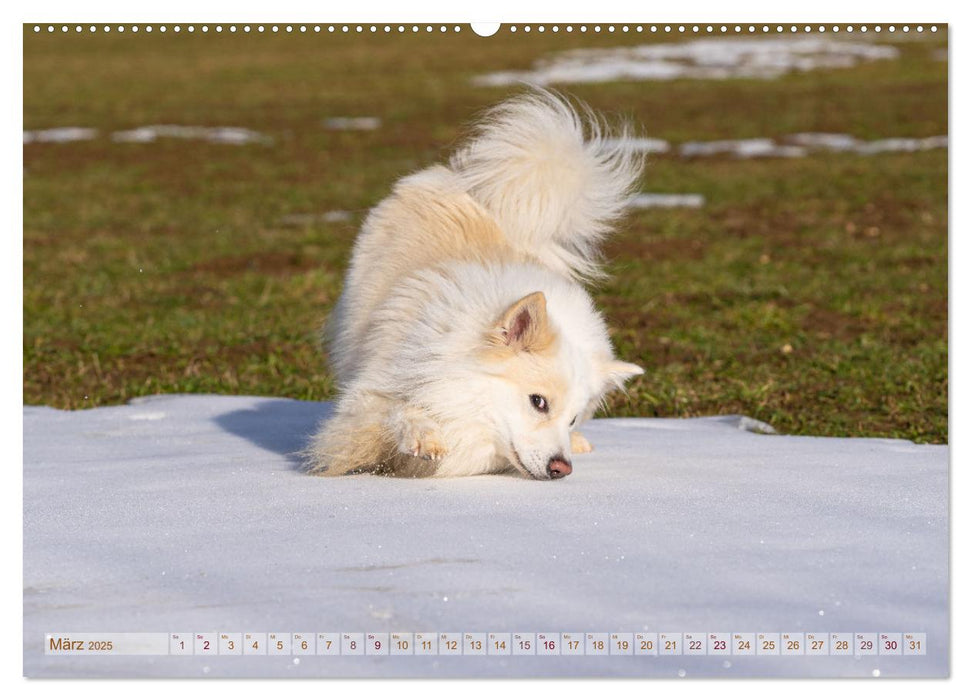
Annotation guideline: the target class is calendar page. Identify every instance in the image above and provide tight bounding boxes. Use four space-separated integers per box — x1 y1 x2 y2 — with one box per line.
22 18 949 680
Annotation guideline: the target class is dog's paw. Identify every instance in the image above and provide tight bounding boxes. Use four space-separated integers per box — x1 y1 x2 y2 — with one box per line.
394 407 448 461
400 431 447 461
570 431 593 454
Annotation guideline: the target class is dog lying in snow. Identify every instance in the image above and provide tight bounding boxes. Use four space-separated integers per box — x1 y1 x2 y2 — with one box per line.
307 89 644 479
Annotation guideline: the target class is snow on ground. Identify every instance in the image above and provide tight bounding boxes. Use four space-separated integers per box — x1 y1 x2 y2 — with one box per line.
278 210 355 226
322 117 382 131
23 395 947 678
786 133 948 155
22 125 945 161
23 126 270 146
601 134 947 161
680 138 807 159
628 193 705 209
679 134 948 159
23 127 98 144
604 137 671 154
111 125 270 145
473 38 900 86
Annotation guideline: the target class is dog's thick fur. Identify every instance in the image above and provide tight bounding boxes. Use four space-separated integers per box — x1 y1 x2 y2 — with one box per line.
307 89 645 479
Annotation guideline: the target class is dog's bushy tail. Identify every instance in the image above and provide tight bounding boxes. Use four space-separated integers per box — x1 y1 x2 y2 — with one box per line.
449 88 643 281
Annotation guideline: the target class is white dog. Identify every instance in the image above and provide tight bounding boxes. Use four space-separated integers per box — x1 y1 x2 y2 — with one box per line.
307 89 644 479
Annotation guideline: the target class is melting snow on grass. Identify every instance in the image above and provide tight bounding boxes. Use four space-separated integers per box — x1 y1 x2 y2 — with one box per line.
323 117 382 131
23 127 97 144
605 137 671 154
474 38 900 86
787 133 949 155
681 138 807 158
679 134 947 159
278 210 355 226
111 125 271 145
628 193 705 209
24 123 944 162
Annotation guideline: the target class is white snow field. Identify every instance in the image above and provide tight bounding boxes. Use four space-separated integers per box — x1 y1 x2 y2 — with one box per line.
473 37 900 86
23 395 947 678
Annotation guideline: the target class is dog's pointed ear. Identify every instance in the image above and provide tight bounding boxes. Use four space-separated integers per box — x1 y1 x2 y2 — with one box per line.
604 359 644 390
492 291 553 352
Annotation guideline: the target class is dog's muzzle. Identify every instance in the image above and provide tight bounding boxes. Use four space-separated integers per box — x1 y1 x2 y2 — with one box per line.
547 455 572 479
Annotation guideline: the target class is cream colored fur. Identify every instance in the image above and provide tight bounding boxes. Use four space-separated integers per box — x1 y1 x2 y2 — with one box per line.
307 89 644 479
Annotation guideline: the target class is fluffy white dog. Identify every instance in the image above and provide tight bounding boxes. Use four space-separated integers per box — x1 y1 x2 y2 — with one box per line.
307 89 644 479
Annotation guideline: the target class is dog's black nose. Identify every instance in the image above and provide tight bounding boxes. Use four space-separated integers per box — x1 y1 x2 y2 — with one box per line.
547 455 572 479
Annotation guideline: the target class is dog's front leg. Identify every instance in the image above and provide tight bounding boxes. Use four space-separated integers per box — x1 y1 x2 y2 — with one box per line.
391 405 447 461
305 389 397 475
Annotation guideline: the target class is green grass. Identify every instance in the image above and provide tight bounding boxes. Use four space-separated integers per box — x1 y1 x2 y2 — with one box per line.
23 27 948 443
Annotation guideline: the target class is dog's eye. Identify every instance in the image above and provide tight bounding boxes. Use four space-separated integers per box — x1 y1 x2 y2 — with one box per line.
570 415 577 428
529 394 549 413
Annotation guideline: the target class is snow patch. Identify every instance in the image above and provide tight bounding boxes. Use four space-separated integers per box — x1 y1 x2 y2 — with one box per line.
23 395 947 678
628 193 705 209
787 133 948 154
735 415 778 435
279 210 354 226
322 210 353 222
681 138 807 159
473 38 900 86
111 125 270 145
785 133 863 151
323 117 382 131
23 127 97 144
605 137 671 154
854 135 949 154
678 134 948 159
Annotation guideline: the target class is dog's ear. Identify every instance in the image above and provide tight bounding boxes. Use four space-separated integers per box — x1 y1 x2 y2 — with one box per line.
493 291 554 352
603 359 644 390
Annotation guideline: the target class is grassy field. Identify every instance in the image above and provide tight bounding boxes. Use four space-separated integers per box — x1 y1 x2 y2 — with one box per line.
23 26 948 443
